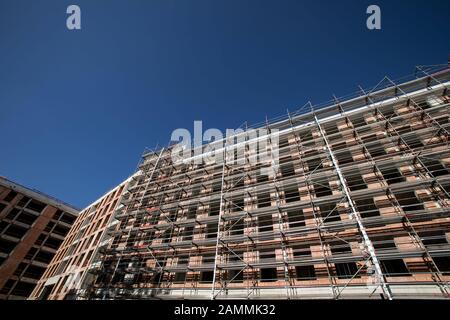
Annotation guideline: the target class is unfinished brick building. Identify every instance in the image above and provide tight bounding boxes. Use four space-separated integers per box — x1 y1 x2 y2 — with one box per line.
0 177 78 299
28 178 131 300
33 64 450 300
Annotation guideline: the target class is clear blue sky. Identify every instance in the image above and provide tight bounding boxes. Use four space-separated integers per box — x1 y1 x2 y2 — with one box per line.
1 0 449 209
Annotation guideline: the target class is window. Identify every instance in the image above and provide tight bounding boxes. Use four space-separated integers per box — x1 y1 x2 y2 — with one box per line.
200 271 214 283
372 237 396 250
60 213 76 225
260 268 277 282
212 181 222 192
335 262 359 279
43 237 63 249
281 163 296 178
292 245 311 257
287 210 305 228
324 123 339 135
232 177 245 189
366 141 386 158
257 193 271 208
23 265 46 279
0 203 6 213
174 272 186 283
226 269 243 282
331 242 352 255
206 224 217 239
4 224 29 239
433 257 450 275
26 200 46 213
395 191 424 212
39 285 55 300
419 231 448 247
15 211 39 225
380 259 410 277
35 234 46 245
354 198 379 218
0 238 17 254
0 221 8 232
44 221 56 232
259 249 275 261
191 185 201 197
230 219 244 235
17 196 30 207
379 167 405 185
279 137 290 148
258 215 273 233
10 281 35 297
34 250 54 264
305 151 323 172
13 262 27 276
25 247 38 260
404 134 424 149
256 174 269 183
3 191 18 202
231 197 244 212
284 187 300 203
53 210 63 220
422 159 450 177
312 179 333 197
209 201 220 216
182 226 194 240
187 206 197 219
319 203 340 222
6 208 20 220
346 172 366 191
296 265 316 280
0 279 15 294
336 150 354 165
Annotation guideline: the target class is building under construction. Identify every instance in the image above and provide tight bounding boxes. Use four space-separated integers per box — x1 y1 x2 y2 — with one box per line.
0 177 78 299
40 64 450 300
29 178 131 300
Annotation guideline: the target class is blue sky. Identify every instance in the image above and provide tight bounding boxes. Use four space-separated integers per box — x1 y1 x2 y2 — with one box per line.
0 0 449 209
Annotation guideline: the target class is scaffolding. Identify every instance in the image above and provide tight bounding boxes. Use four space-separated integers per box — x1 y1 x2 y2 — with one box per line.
86 65 450 300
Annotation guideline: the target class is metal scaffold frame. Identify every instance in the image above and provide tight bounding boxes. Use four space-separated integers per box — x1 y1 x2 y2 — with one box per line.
85 64 450 300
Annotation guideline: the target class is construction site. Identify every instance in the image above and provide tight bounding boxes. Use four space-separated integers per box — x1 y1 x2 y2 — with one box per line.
35 64 450 300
